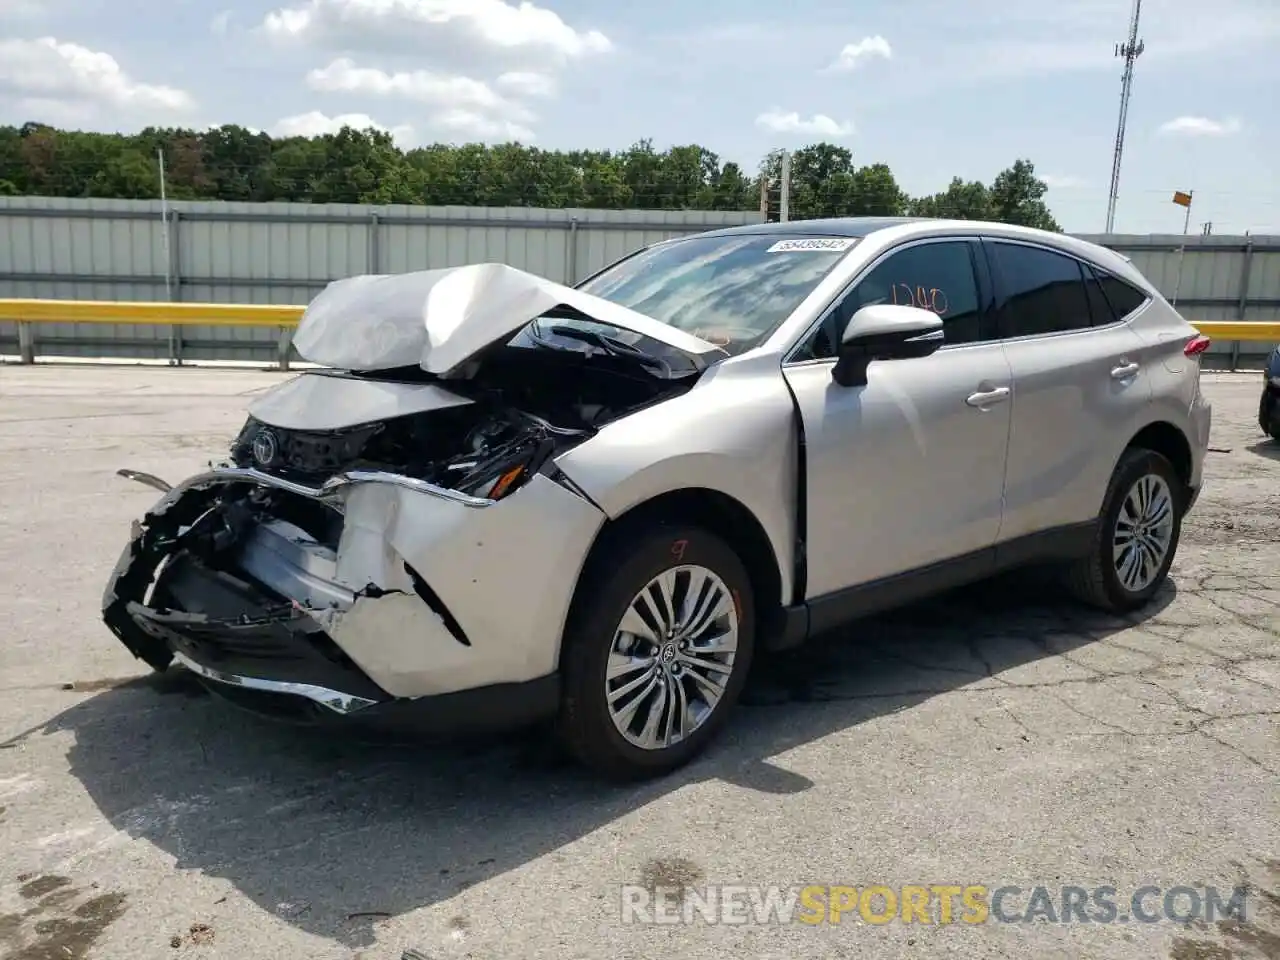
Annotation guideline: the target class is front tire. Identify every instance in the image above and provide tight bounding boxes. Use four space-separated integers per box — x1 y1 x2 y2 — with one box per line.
557 524 755 781
1065 448 1184 613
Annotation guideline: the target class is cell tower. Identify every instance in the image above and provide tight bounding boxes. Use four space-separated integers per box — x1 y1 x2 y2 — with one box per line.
1105 0 1145 233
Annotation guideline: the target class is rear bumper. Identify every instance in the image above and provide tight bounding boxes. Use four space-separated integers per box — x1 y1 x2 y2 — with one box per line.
102 463 604 731
1188 390 1212 498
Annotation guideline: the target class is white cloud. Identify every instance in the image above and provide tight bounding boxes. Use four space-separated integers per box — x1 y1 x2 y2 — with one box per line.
1158 115 1243 137
306 57 538 140
264 3 596 141
259 0 611 64
0 0 45 18
204 122 265 135
1041 174 1085 189
755 109 854 138
432 109 535 141
0 37 194 118
827 35 892 71
308 58 529 115
495 71 556 98
271 110 414 144
210 10 234 35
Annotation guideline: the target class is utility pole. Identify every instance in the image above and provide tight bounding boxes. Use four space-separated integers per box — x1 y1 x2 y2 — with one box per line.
1105 0 1144 233
158 147 179 365
779 150 791 223
158 147 172 301
1171 189 1193 307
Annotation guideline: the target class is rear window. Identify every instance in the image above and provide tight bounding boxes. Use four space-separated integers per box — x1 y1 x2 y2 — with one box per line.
1082 263 1116 325
577 234 857 354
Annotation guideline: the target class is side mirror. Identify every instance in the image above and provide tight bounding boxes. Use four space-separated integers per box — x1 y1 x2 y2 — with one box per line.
832 304 945 387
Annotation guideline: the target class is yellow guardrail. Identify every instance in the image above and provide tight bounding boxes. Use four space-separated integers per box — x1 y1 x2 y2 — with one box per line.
1187 321 1280 342
1 298 1277 369
1 299 304 327
0 298 305 367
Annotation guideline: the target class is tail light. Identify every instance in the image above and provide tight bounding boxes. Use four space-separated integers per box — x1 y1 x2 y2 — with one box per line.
1184 335 1211 357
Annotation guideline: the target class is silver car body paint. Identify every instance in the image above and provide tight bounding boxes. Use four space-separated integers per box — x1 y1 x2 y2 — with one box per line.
133 465 606 698
247 372 473 431
327 473 603 694
291 260 724 375
555 220 1209 601
552 349 802 606
105 218 1212 709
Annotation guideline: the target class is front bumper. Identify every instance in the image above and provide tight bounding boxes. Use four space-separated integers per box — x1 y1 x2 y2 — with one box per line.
170 649 562 737
102 464 605 730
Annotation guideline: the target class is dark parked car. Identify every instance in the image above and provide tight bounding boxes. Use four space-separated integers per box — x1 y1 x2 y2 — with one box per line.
1261 345 1280 442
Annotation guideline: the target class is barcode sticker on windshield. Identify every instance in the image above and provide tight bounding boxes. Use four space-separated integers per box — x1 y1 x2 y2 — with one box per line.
765 237 857 253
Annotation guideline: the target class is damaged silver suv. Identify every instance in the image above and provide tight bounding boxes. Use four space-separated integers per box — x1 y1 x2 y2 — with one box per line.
103 217 1212 780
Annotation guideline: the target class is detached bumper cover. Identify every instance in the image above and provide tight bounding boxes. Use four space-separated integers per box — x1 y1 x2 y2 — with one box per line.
102 464 605 730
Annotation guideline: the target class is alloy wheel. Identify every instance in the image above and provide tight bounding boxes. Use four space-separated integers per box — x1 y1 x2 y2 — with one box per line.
605 565 739 751
1112 472 1175 593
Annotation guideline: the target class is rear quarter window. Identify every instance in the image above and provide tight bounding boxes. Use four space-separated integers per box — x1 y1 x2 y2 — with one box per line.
1092 267 1149 319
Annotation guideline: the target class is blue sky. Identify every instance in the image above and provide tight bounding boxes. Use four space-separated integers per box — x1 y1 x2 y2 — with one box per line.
1 0 1277 234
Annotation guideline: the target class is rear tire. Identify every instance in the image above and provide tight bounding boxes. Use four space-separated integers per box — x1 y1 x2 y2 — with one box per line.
557 524 755 781
1064 448 1184 613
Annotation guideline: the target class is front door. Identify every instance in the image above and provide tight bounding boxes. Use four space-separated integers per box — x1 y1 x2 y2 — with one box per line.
782 238 1014 604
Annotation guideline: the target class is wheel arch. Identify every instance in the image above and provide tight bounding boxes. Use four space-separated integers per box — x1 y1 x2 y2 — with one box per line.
558 487 786 669
1123 420 1193 491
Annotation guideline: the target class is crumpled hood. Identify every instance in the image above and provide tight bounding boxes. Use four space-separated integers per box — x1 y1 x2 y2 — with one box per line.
247 370 473 432
291 261 726 375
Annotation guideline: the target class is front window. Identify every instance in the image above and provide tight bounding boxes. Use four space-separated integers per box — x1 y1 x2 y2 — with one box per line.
792 240 987 362
574 234 857 355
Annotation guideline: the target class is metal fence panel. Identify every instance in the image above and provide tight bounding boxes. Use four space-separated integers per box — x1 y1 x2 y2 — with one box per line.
2 201 1277 363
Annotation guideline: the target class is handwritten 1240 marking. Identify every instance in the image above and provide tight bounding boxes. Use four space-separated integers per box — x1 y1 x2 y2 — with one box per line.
891 283 950 316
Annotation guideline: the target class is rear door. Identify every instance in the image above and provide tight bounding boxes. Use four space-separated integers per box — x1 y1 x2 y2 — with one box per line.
983 239 1153 547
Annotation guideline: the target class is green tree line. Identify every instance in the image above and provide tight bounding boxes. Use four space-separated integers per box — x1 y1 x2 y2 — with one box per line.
0 122 1060 230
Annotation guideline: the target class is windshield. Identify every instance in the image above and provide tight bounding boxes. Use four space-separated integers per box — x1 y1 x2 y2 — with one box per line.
574 234 858 355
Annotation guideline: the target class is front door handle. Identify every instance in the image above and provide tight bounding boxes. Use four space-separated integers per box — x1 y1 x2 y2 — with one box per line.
1111 361 1140 379
966 386 1011 408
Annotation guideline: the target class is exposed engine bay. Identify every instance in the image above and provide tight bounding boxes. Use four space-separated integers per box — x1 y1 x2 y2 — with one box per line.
230 340 698 501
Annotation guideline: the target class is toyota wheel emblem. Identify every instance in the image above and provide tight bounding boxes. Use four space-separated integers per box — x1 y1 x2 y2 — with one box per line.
251 429 279 467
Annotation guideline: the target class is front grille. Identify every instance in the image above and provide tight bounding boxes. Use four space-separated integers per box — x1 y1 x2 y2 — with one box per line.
175 622 306 662
231 418 384 482
133 551 390 702
228 404 487 484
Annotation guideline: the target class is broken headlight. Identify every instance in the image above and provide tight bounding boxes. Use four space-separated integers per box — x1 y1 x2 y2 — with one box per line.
441 413 583 501
444 429 557 500
230 417 384 480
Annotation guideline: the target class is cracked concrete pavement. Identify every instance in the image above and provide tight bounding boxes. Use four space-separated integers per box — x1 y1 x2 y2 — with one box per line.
0 366 1276 960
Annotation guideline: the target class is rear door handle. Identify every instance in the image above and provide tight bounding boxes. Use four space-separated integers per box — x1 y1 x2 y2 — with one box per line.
966 386 1011 408
1111 361 1140 379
